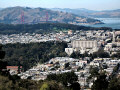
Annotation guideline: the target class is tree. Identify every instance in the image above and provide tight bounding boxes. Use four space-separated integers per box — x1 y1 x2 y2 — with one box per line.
40 81 65 90
92 73 108 90
89 66 99 78
92 48 110 58
0 44 8 75
8 75 20 84
40 83 49 90
108 77 120 90
111 52 120 59
110 63 120 79
70 52 76 58
18 79 38 90
70 51 82 59
65 62 70 69
0 75 13 90
70 82 81 90
47 71 78 87
0 44 5 59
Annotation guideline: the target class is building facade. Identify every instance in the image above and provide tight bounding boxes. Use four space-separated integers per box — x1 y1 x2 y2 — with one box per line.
71 40 98 49
65 40 98 55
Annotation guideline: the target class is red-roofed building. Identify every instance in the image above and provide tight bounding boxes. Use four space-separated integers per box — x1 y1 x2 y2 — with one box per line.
6 66 22 75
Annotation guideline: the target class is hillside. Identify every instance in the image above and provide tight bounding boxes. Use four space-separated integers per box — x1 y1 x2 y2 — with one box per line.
2 42 67 71
52 8 120 18
0 7 103 25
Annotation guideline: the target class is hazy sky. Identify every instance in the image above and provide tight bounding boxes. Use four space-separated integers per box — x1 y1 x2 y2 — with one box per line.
0 0 120 10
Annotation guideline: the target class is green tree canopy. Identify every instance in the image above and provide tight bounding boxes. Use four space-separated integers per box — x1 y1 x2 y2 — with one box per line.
47 71 78 87
91 73 108 90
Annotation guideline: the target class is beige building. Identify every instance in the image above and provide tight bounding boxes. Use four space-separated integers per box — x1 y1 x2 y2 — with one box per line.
71 40 98 49
65 40 98 55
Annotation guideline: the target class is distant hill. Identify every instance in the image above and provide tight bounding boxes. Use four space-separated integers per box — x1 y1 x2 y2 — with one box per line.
51 8 120 18
0 7 103 24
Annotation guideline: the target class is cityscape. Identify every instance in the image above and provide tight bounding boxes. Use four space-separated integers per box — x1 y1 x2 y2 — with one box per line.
0 0 120 90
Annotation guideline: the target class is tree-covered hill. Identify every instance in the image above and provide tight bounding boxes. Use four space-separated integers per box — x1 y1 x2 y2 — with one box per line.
2 41 67 71
0 23 112 34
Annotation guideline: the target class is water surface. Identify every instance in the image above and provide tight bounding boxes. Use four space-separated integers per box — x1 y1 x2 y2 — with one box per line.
86 18 120 29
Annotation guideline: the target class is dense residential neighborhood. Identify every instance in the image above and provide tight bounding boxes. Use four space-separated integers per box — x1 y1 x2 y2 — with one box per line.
2 30 120 89
0 0 120 90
